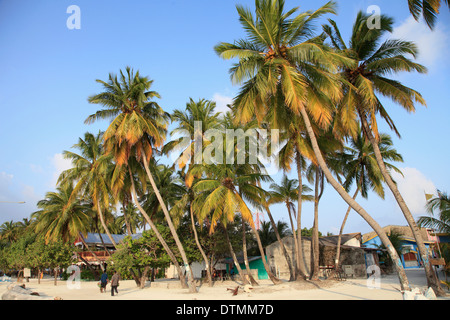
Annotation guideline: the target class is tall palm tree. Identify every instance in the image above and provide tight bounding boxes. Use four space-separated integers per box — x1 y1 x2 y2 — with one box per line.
85 67 197 293
323 13 444 295
215 0 411 291
269 175 313 278
163 98 224 287
32 184 92 243
58 131 118 248
274 107 317 280
331 128 404 270
408 0 450 29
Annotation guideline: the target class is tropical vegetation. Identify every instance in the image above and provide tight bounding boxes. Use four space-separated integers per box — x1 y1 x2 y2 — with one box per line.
0 0 447 296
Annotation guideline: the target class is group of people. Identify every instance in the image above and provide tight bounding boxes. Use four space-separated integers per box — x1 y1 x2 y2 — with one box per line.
99 270 120 296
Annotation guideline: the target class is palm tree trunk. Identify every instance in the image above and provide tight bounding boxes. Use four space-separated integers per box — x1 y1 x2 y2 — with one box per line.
286 202 301 277
310 167 321 281
335 187 360 271
141 153 197 293
298 103 411 291
122 196 133 236
249 221 283 285
96 200 118 249
358 112 445 296
189 206 213 287
128 166 189 289
295 152 308 280
265 205 296 281
242 219 259 286
224 225 250 285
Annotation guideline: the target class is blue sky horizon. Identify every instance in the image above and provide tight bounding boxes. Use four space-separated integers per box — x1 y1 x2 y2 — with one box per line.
0 0 449 236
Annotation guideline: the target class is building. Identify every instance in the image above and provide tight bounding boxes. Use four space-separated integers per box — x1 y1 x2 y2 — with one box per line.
265 233 377 279
74 232 142 264
362 225 437 269
222 256 268 280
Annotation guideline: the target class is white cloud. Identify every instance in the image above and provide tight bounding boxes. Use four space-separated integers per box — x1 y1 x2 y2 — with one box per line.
390 167 437 217
212 93 233 115
49 153 73 188
391 16 448 68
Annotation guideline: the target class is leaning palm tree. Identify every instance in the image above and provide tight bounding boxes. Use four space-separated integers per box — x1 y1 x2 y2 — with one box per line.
331 128 404 271
408 0 450 29
323 13 444 295
85 67 197 293
215 0 411 291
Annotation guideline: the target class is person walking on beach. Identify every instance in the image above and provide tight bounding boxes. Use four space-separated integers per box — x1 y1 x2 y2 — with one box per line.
100 271 108 293
111 271 120 296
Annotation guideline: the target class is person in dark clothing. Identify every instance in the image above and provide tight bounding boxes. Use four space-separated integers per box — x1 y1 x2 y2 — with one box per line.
111 271 120 296
100 271 108 293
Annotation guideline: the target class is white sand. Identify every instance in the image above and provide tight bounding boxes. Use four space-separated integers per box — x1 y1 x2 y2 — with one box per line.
0 269 448 300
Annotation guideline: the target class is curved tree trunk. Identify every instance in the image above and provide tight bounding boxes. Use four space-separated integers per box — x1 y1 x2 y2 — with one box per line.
298 103 411 291
265 205 296 281
141 153 197 293
224 225 250 285
359 112 445 296
335 187 360 272
128 166 188 289
96 200 118 249
295 152 308 280
190 206 213 287
286 202 301 278
242 220 259 286
249 221 283 285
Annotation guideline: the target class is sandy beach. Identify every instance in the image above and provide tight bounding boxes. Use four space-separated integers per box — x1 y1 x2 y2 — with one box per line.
1 268 448 301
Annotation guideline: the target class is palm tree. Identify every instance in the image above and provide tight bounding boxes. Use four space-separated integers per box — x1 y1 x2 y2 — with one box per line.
58 131 118 248
269 175 313 278
86 67 197 293
216 0 411 291
323 13 444 295
191 162 282 285
170 170 215 287
32 184 92 243
418 190 450 233
331 128 404 270
163 98 224 287
0 221 20 243
274 107 317 280
162 98 223 170
408 0 450 29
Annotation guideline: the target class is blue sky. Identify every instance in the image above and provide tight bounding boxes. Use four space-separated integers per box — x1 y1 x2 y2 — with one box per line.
0 0 449 236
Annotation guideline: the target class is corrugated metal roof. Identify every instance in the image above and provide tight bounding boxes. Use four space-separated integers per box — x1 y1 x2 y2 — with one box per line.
76 233 142 246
